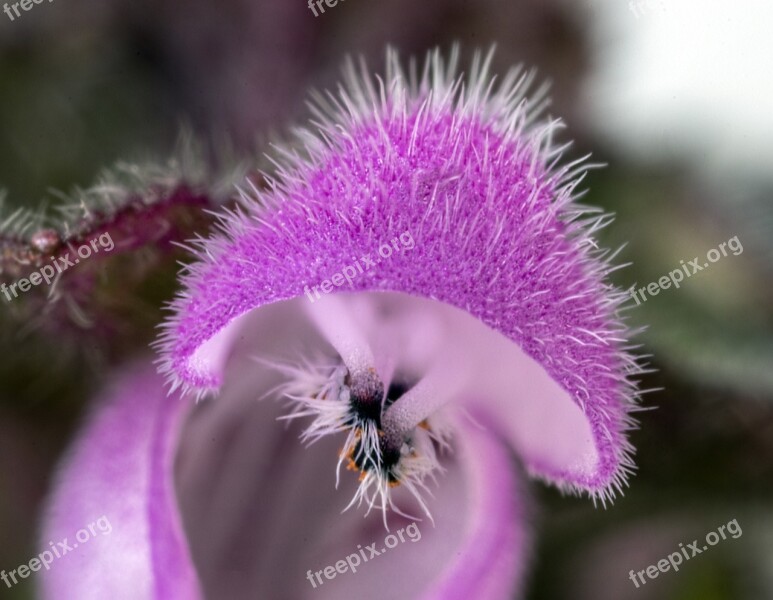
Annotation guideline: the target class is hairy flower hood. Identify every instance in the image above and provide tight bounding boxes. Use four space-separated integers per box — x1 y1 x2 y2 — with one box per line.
158 48 640 502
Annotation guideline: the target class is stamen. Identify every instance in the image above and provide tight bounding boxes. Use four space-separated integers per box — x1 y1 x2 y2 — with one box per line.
304 295 385 445
346 432 402 483
268 299 462 526
345 367 384 427
382 352 471 439
271 353 451 525
304 295 378 380
342 424 442 528
270 358 350 444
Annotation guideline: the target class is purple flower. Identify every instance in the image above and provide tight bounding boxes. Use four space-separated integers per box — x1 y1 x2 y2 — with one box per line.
41 49 641 599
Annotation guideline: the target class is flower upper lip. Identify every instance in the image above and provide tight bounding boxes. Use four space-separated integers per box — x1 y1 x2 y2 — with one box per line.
157 47 642 510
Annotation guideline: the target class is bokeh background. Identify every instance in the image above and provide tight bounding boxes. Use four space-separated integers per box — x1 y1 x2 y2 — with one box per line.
1 0 772 598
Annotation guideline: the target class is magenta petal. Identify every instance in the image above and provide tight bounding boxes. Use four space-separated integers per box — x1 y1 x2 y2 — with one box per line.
158 49 641 502
39 362 202 600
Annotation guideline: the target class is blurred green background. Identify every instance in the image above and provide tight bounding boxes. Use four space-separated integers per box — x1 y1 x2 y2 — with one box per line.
1 0 771 598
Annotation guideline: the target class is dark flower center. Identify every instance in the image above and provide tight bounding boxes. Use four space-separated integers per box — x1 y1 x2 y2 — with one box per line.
348 433 403 484
345 370 412 429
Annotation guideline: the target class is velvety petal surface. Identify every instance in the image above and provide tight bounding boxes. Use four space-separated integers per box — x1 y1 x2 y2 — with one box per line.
38 363 202 600
158 50 641 501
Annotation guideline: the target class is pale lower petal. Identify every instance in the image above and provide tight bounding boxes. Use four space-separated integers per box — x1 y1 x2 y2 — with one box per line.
38 363 202 600
422 414 531 600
